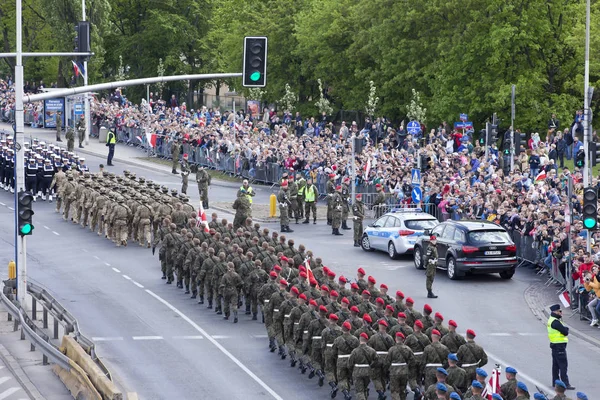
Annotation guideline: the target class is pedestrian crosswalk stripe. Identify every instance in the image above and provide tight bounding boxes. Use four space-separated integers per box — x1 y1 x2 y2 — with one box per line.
0 387 21 400
0 377 11 386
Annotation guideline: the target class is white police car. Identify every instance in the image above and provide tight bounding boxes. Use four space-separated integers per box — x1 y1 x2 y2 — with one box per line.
361 208 438 259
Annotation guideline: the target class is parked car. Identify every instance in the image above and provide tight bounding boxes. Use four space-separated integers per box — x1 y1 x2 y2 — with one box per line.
413 220 517 279
361 209 438 259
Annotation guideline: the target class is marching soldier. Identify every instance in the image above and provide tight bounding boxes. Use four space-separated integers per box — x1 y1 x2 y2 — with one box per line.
171 139 180 174
196 165 211 208
368 320 394 400
285 292 308 366
348 332 377 400
446 353 468 395
441 320 466 353
233 188 252 230
322 313 343 394
405 320 431 396
422 329 450 388
457 329 488 383
332 320 359 400
62 174 76 221
220 262 243 323
385 332 414 400
352 193 365 247
40 159 55 201
134 197 153 247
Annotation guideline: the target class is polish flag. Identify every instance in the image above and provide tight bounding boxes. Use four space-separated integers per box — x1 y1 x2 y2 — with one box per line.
196 201 209 232
535 170 547 181
304 258 319 290
145 130 157 148
71 60 81 78
364 158 371 180
559 291 571 308
485 366 501 399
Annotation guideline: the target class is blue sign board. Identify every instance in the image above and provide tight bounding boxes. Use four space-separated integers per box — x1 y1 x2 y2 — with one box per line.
454 121 474 131
43 98 65 129
411 168 421 186
460 113 468 122
412 186 423 203
407 121 421 135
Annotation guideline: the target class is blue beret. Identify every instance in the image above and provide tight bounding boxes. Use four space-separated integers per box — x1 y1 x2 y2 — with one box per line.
448 353 458 361
492 394 503 400
436 383 448 392
476 368 488 377
505 366 517 374
577 392 588 400
517 381 529 392
472 381 484 389
449 393 461 400
534 394 546 400
555 380 566 389
436 367 448 376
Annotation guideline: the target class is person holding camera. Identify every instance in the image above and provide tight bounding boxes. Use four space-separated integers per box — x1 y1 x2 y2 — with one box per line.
583 266 600 326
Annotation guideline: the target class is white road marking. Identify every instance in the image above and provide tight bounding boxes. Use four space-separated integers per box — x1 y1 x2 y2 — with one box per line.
517 332 542 336
112 268 121 273
132 336 163 341
81 248 89 253
145 289 283 400
173 335 204 340
92 337 124 342
0 377 10 386
0 387 21 399
488 333 511 336
43 226 50 230
122 275 131 280
487 351 552 393
0 366 4 371
93 255 100 260
7 207 13 211
211 335 230 339
252 334 268 339
52 231 59 236
132 281 144 288
0 202 5 206
104 262 111 266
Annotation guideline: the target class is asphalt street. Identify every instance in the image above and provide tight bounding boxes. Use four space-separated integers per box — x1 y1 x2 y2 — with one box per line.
0 150 598 398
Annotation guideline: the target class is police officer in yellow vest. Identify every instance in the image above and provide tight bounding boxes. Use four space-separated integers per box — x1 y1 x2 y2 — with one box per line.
240 179 255 204
106 129 116 166
301 178 319 224
548 304 574 390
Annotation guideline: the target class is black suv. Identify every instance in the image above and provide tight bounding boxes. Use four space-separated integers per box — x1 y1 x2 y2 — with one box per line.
413 220 517 280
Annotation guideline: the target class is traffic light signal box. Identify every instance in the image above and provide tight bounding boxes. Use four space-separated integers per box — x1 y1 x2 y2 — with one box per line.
243 37 267 87
17 190 34 236
583 186 598 230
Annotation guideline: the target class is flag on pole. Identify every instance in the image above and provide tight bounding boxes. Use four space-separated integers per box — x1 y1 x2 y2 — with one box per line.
145 129 157 148
485 366 501 399
559 291 571 308
196 201 209 232
364 158 371 180
535 170 547 181
71 60 86 80
304 258 319 290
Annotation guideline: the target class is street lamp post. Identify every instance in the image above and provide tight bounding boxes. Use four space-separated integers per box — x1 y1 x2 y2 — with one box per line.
82 0 90 146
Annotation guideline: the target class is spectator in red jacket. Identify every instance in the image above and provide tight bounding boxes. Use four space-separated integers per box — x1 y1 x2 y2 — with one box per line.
572 254 595 284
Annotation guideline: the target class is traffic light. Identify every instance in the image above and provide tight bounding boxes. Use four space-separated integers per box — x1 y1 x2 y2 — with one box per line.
583 187 598 230
242 37 267 87
485 123 498 146
575 148 586 168
17 190 34 236
514 131 526 155
590 142 600 167
75 21 90 61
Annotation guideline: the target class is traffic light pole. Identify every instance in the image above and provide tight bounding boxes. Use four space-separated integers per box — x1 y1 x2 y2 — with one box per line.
583 0 591 188
82 0 90 146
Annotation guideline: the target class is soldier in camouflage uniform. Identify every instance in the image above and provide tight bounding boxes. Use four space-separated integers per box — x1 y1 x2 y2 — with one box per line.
352 193 365 247
425 235 439 299
332 320 360 399
385 331 415 400
220 262 243 322
232 188 252 230
134 197 153 247
171 139 180 174
348 332 377 400
62 174 76 221
287 175 299 223
331 185 344 236
212 252 228 314
373 183 386 218
368 320 395 400
326 173 336 225
322 313 343 393
50 168 66 213
295 174 306 221
340 177 351 230
277 181 293 233
196 165 211 208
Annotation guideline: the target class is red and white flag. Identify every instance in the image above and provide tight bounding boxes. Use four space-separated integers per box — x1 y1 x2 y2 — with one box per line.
559 291 571 308
145 130 157 148
304 258 319 290
364 158 371 180
485 366 501 399
196 202 209 232
535 170 547 181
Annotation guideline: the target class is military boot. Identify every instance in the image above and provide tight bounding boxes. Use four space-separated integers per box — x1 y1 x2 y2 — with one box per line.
252 312 257 320
330 381 338 398
177 280 183 289
377 390 386 400
316 369 325 386
184 285 190 294
314 218 317 224
279 345 286 360
233 311 238 323
223 313 229 320
327 219 332 225
307 363 315 378
207 298 213 309
427 290 438 299
303 219 309 224
198 295 204 304
299 360 307 374
342 221 351 230
354 241 360 247
342 389 352 400
286 226 294 233
245 302 251 315
281 225 286 233
269 338 276 352
190 290 197 299
333 228 343 236
289 351 297 367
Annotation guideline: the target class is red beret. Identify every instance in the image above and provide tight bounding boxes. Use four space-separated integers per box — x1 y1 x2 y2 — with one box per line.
338 275 347 283
424 304 432 313
343 177 350 182
357 268 366 276
376 297 385 305
386 305 394 312
281 181 288 187
466 329 476 337
396 291 405 299
342 321 352 331
299 293 307 301
269 271 277 278
397 312 406 319
431 329 441 337
378 319 388 327
299 271 307 278
328 270 336 278
363 314 372 323
323 266 330 273
341 297 350 304
329 173 336 178
395 332 405 339
309 299 318 306
406 297 414 304
380 283 388 289
430 235 437 241
435 312 444 321
274 265 282 272
329 314 339 321
360 332 369 340
330 290 339 298
350 306 359 313
321 285 329 292
362 290 371 297
299 266 306 273
291 286 299 294
309 278 318 285
415 320 424 329
319 305 328 313
356 193 362 199
183 153 188 158
351 283 359 290
448 320 458 328
335 185 342 190
368 275 376 284
280 279 288 286
280 256 289 262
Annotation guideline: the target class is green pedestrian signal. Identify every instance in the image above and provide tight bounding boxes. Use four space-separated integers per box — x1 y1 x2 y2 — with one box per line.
584 217 596 229
250 71 261 82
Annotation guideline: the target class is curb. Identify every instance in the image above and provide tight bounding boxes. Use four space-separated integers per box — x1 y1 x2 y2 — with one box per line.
524 283 600 349
0 344 45 400
209 205 330 224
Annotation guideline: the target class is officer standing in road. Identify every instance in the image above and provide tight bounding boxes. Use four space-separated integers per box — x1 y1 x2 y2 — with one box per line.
232 188 252 230
277 181 293 233
373 183 386 218
352 193 365 247
341 177 351 230
331 185 344 236
425 235 439 299
326 173 336 225
106 128 116 166
301 177 318 224
180 153 190 194
171 139 180 174
548 304 574 390
55 111 63 142
76 114 86 148
296 173 306 221
196 165 211 208
66 126 75 152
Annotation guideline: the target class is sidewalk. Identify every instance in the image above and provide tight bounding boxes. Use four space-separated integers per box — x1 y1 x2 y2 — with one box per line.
0 310 72 400
524 274 600 348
